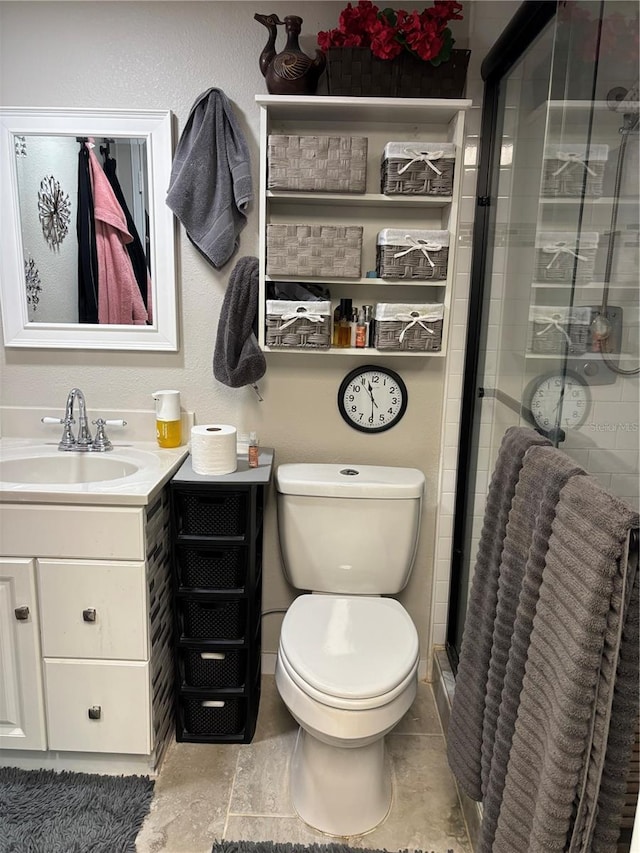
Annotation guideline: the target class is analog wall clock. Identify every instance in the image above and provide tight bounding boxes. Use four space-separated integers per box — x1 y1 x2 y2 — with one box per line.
338 365 408 433
525 370 591 435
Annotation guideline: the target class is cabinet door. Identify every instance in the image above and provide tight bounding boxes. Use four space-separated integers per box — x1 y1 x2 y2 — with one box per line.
44 659 151 754
38 560 147 661
0 558 47 750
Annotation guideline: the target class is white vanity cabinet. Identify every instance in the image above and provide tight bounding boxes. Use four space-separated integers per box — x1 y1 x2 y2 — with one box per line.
256 95 471 357
0 489 174 771
0 558 47 751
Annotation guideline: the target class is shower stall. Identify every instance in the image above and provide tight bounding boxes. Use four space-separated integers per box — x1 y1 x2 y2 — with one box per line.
448 0 639 841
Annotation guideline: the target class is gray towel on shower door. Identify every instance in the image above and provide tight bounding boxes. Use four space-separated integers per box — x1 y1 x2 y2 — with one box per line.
477 445 586 853
447 426 551 801
492 476 639 853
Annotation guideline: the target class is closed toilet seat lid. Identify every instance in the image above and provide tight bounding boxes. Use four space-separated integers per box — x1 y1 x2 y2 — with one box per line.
280 594 419 701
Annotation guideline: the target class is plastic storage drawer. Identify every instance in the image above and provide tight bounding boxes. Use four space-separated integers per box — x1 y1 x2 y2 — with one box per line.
182 696 246 736
181 599 247 640
181 648 247 689
174 491 247 536
176 544 247 589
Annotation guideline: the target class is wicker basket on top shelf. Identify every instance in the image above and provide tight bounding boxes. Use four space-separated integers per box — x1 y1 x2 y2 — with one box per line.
381 142 455 196
268 135 368 193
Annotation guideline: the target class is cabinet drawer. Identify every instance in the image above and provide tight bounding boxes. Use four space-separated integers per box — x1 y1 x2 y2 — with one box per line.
44 659 151 754
179 648 248 689
176 544 247 590
180 695 246 736
179 598 247 641
174 490 248 536
38 560 147 660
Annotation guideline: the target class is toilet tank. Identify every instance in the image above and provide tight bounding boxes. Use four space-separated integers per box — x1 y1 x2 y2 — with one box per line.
275 463 425 595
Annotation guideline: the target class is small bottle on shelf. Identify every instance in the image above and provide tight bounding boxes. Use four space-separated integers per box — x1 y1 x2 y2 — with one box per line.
337 298 352 348
355 309 367 348
350 308 358 348
363 305 374 347
248 432 259 468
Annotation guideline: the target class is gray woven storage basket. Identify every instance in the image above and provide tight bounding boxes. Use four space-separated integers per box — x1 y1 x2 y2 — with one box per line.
374 303 445 352
381 142 455 196
529 306 592 355
534 232 599 283
268 135 368 193
541 143 608 197
265 300 332 349
266 224 362 279
377 229 449 280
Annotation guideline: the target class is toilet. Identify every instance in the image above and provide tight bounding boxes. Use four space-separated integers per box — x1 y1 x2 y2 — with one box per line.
274 463 425 837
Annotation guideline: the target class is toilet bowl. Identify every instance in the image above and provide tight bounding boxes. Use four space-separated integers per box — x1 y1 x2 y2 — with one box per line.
275 593 419 836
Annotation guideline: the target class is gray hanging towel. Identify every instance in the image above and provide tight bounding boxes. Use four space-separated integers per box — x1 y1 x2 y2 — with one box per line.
213 256 266 389
446 426 551 801
492 476 638 853
166 88 252 268
477 445 586 853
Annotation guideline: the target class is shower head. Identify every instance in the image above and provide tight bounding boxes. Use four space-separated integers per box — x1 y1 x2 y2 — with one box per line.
607 82 640 115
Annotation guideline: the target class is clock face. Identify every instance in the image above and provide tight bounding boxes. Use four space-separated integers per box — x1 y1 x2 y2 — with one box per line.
338 366 408 433
529 372 590 432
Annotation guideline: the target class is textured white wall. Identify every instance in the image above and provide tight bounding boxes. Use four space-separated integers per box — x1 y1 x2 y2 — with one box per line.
0 0 493 662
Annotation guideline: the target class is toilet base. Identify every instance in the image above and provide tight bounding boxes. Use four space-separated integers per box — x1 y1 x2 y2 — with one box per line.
290 726 391 837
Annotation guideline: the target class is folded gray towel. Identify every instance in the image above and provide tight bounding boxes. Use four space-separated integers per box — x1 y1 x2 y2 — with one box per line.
447 426 551 801
213 256 266 389
477 445 585 853
492 476 638 853
166 88 252 269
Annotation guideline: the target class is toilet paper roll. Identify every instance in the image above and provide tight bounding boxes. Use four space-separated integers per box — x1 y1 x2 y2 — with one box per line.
190 424 237 475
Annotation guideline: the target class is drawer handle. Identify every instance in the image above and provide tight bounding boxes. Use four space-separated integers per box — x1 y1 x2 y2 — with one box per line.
88 705 101 720
83 608 97 622
200 652 226 660
201 700 225 708
14 605 30 621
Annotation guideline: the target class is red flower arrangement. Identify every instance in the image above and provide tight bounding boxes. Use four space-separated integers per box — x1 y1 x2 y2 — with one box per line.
318 0 464 64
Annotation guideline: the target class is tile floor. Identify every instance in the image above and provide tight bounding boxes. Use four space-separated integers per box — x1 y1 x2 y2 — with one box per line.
136 676 472 853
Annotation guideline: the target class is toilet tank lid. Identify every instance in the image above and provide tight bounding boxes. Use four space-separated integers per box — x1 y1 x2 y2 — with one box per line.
275 463 425 499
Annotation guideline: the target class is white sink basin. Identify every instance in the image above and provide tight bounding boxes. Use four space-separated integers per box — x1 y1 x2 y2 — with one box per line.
0 453 140 484
0 440 189 505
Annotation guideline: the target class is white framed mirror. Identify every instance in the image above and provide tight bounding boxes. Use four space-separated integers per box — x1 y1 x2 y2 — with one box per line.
0 108 178 350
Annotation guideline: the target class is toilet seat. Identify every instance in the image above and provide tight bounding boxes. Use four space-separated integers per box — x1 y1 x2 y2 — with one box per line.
279 594 419 711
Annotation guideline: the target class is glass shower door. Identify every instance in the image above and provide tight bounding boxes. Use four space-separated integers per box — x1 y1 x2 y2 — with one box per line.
448 0 639 670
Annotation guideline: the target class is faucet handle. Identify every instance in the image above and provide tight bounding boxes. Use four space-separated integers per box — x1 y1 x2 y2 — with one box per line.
42 416 76 450
91 418 127 452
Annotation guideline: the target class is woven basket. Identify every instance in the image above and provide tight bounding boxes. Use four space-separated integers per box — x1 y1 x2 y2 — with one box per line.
326 47 470 98
541 144 608 197
381 142 455 196
268 135 368 193
266 224 362 278
374 303 444 351
265 300 332 349
529 306 592 355
377 229 449 280
534 232 599 284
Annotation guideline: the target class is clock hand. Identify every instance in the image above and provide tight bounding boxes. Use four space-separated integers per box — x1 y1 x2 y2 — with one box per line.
366 381 379 409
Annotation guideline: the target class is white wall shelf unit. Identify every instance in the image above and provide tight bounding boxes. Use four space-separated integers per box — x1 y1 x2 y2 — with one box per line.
256 95 471 358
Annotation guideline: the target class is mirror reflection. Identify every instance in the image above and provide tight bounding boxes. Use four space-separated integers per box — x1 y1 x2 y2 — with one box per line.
0 108 176 351
16 135 151 326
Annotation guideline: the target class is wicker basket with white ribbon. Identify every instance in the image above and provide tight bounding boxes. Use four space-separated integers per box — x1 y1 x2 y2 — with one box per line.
381 142 455 196
374 303 445 351
534 231 599 283
529 305 592 355
541 143 608 197
265 300 332 349
376 229 449 280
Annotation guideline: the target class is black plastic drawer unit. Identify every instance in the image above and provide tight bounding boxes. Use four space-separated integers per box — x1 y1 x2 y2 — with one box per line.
170 450 273 744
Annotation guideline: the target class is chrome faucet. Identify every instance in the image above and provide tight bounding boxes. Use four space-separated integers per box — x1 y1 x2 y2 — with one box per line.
41 389 126 452
69 388 94 449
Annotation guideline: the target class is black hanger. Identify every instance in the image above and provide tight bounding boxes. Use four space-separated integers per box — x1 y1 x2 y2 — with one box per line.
100 138 114 161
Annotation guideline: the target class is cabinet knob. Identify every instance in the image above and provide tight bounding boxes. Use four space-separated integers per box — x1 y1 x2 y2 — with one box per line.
14 605 30 621
88 706 101 720
82 608 97 622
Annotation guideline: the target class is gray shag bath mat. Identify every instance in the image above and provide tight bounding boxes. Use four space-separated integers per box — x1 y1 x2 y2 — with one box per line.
212 844 454 853
0 766 154 852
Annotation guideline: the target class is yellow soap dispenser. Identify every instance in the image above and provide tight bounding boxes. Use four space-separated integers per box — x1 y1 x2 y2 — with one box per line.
152 390 182 448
